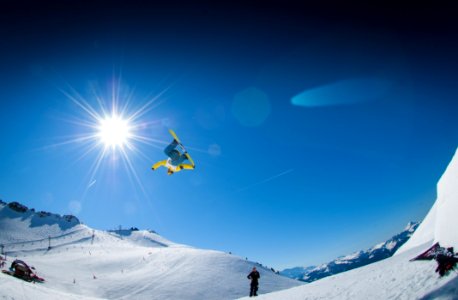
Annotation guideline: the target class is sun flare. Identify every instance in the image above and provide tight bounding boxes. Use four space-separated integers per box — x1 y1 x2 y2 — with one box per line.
97 115 132 148
56 79 168 198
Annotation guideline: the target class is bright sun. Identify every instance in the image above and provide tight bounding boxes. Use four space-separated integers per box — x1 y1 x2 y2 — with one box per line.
97 115 132 148
59 79 165 198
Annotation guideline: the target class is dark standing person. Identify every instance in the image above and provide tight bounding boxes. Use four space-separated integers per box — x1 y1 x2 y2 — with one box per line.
247 266 260 297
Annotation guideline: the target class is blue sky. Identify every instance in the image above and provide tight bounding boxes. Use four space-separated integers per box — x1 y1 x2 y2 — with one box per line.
1 1 458 269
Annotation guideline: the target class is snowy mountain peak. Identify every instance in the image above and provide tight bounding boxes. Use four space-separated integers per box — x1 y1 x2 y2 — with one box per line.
0 200 82 245
404 221 418 232
1 200 80 225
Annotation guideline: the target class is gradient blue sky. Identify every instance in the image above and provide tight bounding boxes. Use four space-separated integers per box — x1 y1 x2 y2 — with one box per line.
1 1 458 269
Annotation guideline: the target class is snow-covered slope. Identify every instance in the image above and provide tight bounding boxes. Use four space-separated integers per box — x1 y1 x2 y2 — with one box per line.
238 147 458 299
281 222 418 282
0 201 301 300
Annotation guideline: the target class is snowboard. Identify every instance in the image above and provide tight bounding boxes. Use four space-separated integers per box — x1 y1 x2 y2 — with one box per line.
168 129 195 167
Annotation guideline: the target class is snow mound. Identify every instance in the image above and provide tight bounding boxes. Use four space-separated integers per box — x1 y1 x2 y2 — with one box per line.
106 228 184 248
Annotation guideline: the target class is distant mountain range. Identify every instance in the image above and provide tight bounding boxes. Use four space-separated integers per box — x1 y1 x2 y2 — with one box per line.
281 221 419 282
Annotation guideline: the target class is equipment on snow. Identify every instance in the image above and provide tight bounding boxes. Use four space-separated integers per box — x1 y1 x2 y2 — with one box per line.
1 259 45 282
152 129 195 175
411 242 458 277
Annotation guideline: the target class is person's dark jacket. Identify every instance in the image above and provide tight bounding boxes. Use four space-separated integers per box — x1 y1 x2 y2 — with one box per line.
247 270 260 285
435 251 458 277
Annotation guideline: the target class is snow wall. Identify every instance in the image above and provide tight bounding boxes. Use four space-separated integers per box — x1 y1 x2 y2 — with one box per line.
396 147 458 255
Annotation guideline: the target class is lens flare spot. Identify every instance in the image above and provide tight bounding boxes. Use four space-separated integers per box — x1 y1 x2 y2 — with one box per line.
232 87 271 127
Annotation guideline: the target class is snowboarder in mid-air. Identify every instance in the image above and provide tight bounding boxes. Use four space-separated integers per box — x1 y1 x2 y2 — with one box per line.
247 267 260 297
152 129 195 175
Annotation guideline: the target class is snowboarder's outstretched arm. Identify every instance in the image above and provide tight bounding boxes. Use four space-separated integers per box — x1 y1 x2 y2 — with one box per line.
152 160 167 170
